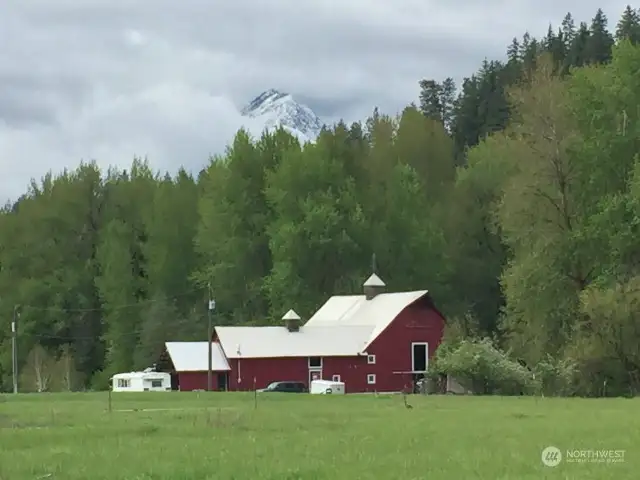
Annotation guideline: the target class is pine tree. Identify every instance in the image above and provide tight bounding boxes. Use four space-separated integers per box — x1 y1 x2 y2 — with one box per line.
561 12 577 49
522 38 540 70
615 5 640 44
418 79 443 122
584 8 615 64
565 21 591 68
507 37 521 64
440 77 456 131
544 26 567 71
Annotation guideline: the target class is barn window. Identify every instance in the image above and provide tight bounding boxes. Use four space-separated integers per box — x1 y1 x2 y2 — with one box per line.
117 379 130 388
367 374 376 385
332 375 341 382
367 355 376 364
151 380 163 388
308 357 322 368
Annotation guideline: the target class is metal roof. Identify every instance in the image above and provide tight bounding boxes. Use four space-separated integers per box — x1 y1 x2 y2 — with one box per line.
305 290 429 347
165 341 231 371
166 290 429 363
112 371 169 379
215 325 373 358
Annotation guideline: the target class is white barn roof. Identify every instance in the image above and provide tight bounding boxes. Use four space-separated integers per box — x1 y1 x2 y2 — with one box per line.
305 290 428 346
215 325 373 358
165 341 231 371
166 289 430 362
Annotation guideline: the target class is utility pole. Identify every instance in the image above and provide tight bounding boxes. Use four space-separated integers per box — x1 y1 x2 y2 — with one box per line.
12 305 19 394
207 284 215 392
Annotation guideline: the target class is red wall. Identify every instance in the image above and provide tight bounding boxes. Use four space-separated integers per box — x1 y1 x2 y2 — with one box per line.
365 295 445 392
227 357 306 391
178 371 216 391
177 296 445 393
225 355 375 392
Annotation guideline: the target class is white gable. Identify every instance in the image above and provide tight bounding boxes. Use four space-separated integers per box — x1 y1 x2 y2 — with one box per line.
165 341 231 371
305 290 428 346
215 325 372 358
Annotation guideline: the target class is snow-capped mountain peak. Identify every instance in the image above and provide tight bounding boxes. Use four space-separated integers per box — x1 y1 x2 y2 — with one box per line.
240 89 323 142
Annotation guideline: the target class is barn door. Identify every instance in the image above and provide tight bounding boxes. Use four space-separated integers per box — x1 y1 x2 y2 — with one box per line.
217 373 228 391
411 342 429 372
309 369 322 386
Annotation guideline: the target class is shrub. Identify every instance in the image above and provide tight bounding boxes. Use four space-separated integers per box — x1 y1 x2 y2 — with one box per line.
531 355 577 396
430 338 537 395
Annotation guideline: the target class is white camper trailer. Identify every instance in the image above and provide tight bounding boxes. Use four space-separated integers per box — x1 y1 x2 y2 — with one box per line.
112 369 171 392
310 379 345 395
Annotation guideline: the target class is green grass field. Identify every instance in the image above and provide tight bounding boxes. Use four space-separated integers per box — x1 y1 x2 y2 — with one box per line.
0 392 637 479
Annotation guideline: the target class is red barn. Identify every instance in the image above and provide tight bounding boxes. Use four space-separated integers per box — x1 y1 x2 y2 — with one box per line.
160 274 445 393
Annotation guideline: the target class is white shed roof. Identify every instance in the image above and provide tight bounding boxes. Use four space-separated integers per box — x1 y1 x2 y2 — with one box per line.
215 325 373 358
305 290 428 346
165 341 231 371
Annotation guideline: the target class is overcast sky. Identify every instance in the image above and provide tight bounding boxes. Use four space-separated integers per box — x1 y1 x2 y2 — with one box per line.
0 0 631 201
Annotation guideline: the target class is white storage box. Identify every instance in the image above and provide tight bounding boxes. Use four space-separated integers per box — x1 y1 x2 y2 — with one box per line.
310 379 345 395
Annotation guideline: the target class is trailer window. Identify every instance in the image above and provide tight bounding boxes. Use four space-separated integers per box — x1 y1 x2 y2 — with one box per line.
117 379 130 388
151 380 163 388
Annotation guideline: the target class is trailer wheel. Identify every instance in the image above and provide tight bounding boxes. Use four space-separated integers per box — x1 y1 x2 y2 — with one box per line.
325 388 332 394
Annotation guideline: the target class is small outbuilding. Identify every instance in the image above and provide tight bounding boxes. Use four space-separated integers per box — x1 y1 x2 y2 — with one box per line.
111 369 171 392
157 341 231 391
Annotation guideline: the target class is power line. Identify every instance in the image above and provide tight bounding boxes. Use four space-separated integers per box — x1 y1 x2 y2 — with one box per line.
14 310 210 341
5 286 212 341
30 330 141 341
5 286 205 313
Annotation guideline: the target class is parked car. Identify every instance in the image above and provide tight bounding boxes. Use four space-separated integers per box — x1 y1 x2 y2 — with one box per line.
256 381 307 393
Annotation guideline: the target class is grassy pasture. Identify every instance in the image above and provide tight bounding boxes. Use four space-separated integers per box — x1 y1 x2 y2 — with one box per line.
0 392 637 479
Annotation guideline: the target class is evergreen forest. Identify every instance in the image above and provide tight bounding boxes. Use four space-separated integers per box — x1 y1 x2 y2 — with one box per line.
2 7 640 396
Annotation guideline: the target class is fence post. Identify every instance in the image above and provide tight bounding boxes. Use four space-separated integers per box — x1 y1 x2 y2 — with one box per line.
253 377 257 409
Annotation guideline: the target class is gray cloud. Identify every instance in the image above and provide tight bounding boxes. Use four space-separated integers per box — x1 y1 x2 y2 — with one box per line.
0 0 631 200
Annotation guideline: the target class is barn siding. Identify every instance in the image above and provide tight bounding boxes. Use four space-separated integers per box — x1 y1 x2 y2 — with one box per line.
227 357 305 391
224 356 376 392
178 371 227 391
365 296 445 392
321 356 372 393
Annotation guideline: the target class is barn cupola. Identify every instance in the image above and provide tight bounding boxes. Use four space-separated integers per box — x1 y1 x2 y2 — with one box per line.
363 273 385 300
282 309 301 332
